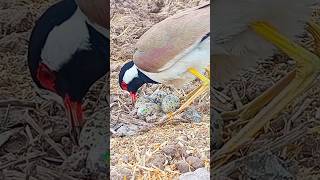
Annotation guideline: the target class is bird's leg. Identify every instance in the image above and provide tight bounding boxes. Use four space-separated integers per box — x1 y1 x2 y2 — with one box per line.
64 95 84 145
222 21 320 121
170 67 210 117
184 67 210 100
213 21 320 162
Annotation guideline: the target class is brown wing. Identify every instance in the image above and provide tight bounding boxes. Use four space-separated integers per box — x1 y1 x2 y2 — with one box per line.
75 0 109 29
133 3 210 72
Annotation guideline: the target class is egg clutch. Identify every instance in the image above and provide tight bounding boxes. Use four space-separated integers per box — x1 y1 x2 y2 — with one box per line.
134 90 202 123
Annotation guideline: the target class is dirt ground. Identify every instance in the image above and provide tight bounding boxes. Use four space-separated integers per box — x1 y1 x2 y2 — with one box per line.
110 0 210 179
0 0 108 179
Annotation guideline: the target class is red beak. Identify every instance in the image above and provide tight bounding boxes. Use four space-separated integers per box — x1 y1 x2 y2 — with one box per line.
64 95 84 144
130 92 137 104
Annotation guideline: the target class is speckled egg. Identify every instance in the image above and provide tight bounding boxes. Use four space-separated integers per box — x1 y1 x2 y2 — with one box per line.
149 90 167 104
161 94 180 113
137 102 160 118
134 96 152 109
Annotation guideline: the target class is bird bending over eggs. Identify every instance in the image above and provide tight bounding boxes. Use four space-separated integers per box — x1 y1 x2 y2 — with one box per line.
119 3 210 117
27 0 109 144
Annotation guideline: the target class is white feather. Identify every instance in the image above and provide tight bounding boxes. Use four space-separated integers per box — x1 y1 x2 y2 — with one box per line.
41 8 90 71
123 64 139 84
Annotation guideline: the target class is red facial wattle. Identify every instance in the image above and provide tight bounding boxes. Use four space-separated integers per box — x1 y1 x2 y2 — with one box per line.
121 81 128 90
36 63 57 93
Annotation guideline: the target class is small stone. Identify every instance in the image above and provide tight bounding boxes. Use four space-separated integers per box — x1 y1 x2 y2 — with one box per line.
176 160 190 173
161 94 180 113
110 166 132 180
116 125 138 136
186 156 204 169
116 126 129 135
182 108 202 123
137 103 160 118
147 154 166 170
149 90 167 104
179 168 210 180
162 144 187 159
162 144 176 157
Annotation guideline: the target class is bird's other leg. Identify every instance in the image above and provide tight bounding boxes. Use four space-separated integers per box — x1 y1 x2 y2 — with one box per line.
170 67 210 117
213 21 320 163
64 95 84 145
222 21 320 121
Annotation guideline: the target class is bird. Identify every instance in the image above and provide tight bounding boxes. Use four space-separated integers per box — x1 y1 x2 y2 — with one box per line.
211 0 320 161
119 3 210 116
27 0 109 144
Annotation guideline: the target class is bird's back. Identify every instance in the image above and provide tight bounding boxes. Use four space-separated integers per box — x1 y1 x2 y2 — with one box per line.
133 3 210 73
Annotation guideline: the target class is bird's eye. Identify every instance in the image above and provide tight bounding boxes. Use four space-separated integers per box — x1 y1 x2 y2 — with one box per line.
121 81 128 90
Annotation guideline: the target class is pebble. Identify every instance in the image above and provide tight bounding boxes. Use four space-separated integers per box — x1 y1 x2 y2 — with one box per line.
110 166 132 180
147 154 166 170
175 160 190 173
186 156 204 169
182 107 202 123
161 94 180 113
115 124 138 136
161 143 187 159
179 168 210 180
162 144 177 157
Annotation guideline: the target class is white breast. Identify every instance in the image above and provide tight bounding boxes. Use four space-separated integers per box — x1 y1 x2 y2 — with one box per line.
41 8 90 71
140 37 210 86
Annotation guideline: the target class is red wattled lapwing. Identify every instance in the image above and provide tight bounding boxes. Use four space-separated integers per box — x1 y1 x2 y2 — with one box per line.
119 3 210 117
28 0 109 144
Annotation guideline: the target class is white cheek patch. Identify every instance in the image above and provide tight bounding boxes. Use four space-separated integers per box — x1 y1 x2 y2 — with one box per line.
123 65 138 84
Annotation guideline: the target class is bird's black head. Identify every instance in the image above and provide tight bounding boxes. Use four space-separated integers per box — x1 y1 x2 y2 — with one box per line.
119 61 158 102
